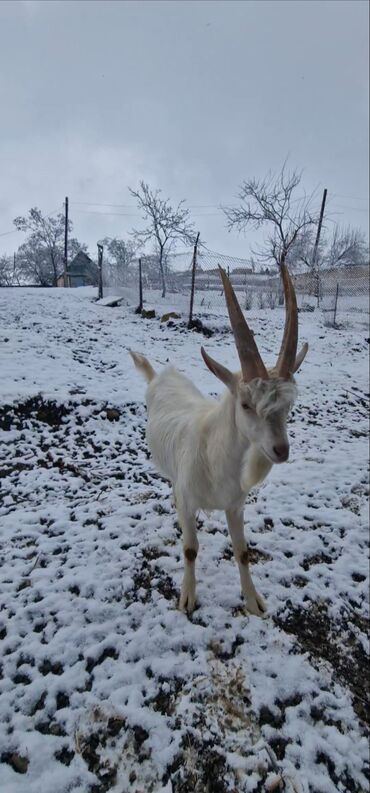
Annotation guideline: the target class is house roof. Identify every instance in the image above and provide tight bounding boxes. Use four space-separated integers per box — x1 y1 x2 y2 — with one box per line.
56 251 94 280
69 251 94 268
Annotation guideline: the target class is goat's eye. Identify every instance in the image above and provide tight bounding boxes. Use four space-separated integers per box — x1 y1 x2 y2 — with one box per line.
242 403 251 411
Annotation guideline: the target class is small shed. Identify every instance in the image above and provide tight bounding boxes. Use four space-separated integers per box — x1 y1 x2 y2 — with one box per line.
56 273 66 288
65 251 96 287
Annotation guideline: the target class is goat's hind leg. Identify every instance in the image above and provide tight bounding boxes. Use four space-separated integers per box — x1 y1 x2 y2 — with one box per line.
226 508 266 617
176 497 198 613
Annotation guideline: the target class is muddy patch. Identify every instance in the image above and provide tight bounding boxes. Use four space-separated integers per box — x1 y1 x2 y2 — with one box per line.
274 601 369 728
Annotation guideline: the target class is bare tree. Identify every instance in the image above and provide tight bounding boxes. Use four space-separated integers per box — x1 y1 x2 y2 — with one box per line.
283 226 315 272
101 237 137 286
324 225 368 269
13 208 70 286
69 237 89 259
0 254 16 286
15 237 53 286
128 181 195 297
223 165 319 269
13 207 88 286
282 223 368 276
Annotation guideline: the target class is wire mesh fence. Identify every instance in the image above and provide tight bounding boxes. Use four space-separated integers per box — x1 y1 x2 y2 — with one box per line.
318 266 369 326
102 247 369 328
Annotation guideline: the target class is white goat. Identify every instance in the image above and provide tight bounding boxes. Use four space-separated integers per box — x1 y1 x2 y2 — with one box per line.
130 264 308 616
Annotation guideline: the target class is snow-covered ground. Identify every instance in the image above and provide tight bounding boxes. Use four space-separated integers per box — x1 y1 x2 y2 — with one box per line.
0 286 369 793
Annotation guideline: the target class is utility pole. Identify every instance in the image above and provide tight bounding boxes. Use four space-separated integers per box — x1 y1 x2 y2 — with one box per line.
138 258 143 312
64 196 69 287
312 188 327 307
97 243 103 300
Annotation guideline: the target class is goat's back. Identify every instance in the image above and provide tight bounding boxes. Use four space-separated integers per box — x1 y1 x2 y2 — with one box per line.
145 367 207 483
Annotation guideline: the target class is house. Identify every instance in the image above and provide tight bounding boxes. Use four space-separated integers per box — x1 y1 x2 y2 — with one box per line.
231 267 253 275
57 251 96 287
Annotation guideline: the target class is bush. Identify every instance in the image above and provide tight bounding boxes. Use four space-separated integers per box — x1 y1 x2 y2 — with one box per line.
244 289 253 310
266 291 277 309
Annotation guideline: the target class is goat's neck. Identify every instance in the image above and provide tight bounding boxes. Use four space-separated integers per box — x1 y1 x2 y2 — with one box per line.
206 389 247 470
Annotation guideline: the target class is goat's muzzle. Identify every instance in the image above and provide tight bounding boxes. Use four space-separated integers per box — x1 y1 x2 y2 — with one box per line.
272 443 289 463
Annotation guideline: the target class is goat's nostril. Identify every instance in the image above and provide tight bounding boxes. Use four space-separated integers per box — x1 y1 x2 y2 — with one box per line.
273 444 289 461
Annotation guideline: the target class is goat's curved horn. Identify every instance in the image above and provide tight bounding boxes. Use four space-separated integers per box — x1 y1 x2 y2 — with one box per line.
218 266 268 382
276 259 298 379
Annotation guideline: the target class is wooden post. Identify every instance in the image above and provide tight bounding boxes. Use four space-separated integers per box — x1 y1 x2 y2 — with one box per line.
188 232 200 328
312 188 327 307
97 243 103 300
333 282 339 327
138 258 143 312
64 196 69 287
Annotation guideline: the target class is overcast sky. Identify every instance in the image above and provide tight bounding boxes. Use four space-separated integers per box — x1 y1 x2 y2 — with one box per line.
0 0 368 260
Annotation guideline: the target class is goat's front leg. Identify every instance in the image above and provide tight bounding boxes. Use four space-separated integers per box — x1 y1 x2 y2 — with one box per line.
226 508 266 617
176 499 198 613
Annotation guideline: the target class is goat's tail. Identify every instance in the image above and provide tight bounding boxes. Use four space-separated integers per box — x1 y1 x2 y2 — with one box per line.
129 350 156 383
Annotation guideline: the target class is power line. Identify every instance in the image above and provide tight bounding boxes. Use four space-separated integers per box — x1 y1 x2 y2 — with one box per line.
0 229 21 238
328 204 368 213
72 208 224 218
72 196 366 215
70 194 369 208
70 200 222 209
331 193 369 202
46 207 63 216
0 206 62 240
71 202 133 208
73 209 140 217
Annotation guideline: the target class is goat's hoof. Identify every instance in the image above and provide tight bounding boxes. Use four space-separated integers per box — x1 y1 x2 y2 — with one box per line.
179 587 196 614
245 591 267 618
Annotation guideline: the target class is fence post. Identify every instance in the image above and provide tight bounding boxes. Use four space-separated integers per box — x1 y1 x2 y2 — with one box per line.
138 258 143 312
188 232 200 328
97 244 103 300
312 188 327 307
63 196 69 288
333 283 339 327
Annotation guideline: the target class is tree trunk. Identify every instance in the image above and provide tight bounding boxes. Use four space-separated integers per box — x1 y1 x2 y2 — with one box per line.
50 250 58 287
159 247 166 298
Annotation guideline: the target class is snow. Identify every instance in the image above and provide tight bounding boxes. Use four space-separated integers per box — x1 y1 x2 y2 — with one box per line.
96 296 127 308
0 286 369 792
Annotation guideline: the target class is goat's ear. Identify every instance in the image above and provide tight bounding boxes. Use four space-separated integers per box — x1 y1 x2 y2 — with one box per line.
201 347 236 392
292 342 308 373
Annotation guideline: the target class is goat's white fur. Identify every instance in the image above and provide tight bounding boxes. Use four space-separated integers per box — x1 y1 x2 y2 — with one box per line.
130 349 300 617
